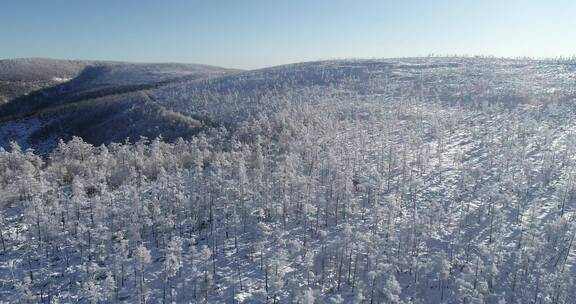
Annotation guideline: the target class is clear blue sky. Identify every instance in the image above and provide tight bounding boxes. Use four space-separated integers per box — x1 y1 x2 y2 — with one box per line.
1 0 575 69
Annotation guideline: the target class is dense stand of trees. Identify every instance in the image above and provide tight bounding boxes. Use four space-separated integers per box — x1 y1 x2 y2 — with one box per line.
1 58 576 303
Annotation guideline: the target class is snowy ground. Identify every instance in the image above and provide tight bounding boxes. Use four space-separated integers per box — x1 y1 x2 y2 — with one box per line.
0 57 575 303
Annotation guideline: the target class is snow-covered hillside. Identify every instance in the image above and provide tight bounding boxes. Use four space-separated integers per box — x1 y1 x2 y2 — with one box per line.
0 59 238 118
0 58 90 103
0 57 575 303
0 59 239 152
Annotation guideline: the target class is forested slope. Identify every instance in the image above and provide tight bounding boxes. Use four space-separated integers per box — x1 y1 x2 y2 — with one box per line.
0 58 90 103
0 57 575 303
0 59 238 152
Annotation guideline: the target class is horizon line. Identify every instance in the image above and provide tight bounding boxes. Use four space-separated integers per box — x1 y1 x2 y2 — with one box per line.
2 54 576 70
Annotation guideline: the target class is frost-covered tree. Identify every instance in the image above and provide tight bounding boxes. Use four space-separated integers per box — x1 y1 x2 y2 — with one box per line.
1 58 576 303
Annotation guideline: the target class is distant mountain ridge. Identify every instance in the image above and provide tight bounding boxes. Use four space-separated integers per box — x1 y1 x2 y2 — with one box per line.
1 57 575 153
0 58 239 102
0 58 90 103
0 58 240 152
0 59 239 118
0 58 91 81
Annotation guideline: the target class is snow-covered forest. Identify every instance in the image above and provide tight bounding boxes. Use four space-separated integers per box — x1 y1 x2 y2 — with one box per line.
1 57 576 303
